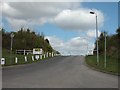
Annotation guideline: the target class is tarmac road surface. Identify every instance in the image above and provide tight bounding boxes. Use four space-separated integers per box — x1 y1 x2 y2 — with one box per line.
2 56 118 88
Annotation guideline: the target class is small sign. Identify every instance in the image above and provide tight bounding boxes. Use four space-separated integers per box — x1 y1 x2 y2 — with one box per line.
33 48 43 55
35 55 39 60
1 58 5 65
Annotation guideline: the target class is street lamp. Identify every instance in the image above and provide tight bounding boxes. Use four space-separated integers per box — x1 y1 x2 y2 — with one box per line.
10 33 14 64
90 11 99 65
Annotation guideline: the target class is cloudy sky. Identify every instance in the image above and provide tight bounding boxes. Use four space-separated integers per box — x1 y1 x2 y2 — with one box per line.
1 1 118 55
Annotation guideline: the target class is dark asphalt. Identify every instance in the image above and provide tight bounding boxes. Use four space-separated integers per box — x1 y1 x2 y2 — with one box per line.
2 56 118 88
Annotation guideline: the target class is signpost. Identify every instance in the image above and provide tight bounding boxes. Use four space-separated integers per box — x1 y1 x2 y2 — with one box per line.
33 48 43 60
35 55 39 60
10 33 14 64
33 48 42 55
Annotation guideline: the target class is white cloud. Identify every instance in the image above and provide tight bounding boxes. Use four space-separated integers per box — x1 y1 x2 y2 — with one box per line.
53 8 104 31
45 36 94 55
2 2 104 31
1 2 105 55
66 37 87 47
2 2 81 29
86 29 101 38
1 0 119 2
2 0 83 2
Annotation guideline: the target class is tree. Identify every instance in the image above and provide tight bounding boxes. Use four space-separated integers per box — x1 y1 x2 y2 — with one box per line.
45 39 50 44
116 27 120 36
116 27 120 59
93 31 109 55
41 32 44 39
2 27 60 55
27 28 30 34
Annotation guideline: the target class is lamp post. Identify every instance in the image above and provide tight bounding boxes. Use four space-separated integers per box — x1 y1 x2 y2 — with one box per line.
90 11 99 65
10 33 14 64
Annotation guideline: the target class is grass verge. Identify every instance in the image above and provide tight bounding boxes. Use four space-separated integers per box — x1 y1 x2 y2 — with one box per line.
85 55 119 75
2 49 54 66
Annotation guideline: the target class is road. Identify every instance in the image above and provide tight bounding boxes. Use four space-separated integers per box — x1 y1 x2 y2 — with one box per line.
2 56 118 88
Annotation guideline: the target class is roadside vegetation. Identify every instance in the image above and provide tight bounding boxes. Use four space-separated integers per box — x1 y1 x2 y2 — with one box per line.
2 49 54 66
2 27 58 52
86 27 120 75
1 27 60 66
86 55 118 74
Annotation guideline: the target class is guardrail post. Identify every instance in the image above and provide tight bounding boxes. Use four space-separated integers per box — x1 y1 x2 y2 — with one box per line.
15 57 18 63
40 55 42 59
46 52 48 57
49 53 51 57
32 56 34 61
52 52 53 57
25 56 27 62
44 54 45 58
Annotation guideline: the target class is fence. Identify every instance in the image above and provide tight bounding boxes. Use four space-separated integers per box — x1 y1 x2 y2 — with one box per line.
1 52 60 66
16 50 33 55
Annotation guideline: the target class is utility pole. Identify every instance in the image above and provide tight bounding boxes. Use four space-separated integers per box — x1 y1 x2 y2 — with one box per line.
10 33 14 64
104 31 107 68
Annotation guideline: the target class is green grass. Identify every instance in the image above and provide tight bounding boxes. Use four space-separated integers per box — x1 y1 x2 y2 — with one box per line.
2 49 53 66
85 55 119 75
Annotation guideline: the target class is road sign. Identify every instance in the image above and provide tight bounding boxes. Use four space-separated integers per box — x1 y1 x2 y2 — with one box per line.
33 48 43 55
35 55 39 60
1 58 5 65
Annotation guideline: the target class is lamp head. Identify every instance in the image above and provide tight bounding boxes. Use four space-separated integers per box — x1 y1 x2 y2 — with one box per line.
90 12 95 14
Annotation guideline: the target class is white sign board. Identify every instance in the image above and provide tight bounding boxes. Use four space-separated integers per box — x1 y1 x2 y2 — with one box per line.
1 58 5 65
33 48 43 55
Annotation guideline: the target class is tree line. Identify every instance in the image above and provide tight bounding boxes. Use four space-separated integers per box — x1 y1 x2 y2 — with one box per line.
1 27 60 54
93 27 120 59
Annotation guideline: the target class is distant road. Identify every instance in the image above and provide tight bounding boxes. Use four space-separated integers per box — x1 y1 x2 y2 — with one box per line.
2 56 118 88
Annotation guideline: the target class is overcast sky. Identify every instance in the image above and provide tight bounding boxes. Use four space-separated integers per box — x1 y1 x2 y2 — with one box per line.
1 1 118 55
